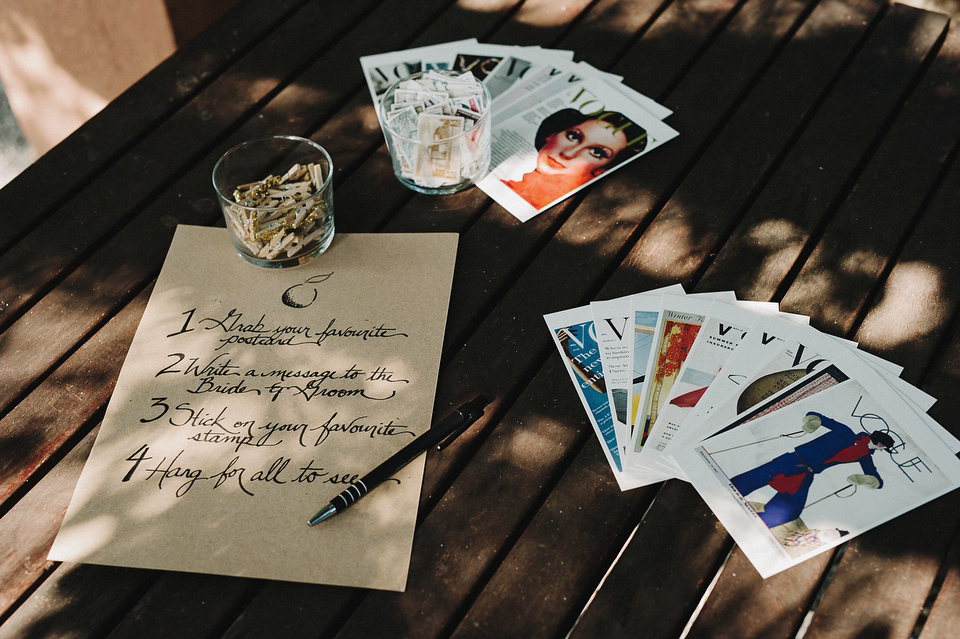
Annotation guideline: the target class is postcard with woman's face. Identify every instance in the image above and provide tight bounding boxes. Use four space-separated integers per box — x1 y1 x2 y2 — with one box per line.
478 78 679 222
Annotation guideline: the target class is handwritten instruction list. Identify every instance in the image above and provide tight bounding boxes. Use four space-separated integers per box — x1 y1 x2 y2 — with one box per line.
49 226 458 591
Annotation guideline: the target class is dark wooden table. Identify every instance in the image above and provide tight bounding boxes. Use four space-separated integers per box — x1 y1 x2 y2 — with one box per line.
3 0 960 637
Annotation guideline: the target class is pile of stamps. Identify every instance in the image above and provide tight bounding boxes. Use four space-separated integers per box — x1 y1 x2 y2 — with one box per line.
546 286 960 577
361 39 679 220
379 70 489 190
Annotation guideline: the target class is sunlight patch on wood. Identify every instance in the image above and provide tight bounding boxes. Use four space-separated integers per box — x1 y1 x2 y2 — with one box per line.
457 0 523 10
858 262 949 348
512 0 593 28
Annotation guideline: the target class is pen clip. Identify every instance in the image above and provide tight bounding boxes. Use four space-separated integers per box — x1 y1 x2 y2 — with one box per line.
436 396 490 451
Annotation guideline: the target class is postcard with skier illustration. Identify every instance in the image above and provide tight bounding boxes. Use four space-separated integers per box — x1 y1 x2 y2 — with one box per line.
675 374 960 578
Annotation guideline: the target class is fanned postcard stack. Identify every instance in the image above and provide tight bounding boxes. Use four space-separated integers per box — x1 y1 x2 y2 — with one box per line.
361 39 679 222
545 287 960 577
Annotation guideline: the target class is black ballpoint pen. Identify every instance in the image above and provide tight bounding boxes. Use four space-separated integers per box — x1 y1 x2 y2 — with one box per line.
307 396 492 525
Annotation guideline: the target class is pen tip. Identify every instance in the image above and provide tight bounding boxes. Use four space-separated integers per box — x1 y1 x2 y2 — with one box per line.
307 504 338 526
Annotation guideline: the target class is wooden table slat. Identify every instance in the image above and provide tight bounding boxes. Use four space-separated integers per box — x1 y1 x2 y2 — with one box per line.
0 428 99 619
0 285 151 511
0 0 386 413
0 0 316 253
676 9 957 638
608 0 888 299
320 0 842 636
0 0 488 514
780 14 960 343
698 3 949 300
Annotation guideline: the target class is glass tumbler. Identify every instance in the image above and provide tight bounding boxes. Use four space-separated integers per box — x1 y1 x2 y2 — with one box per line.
379 70 492 195
213 136 335 268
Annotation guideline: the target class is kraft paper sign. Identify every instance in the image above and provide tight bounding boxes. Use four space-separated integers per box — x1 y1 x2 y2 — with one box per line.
49 225 458 591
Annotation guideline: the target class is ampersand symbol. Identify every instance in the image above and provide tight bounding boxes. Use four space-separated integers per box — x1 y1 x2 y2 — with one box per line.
281 273 333 308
